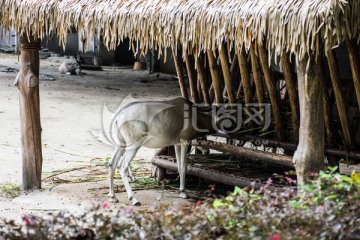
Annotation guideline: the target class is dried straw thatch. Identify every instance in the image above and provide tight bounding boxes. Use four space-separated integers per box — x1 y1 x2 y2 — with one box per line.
0 0 359 59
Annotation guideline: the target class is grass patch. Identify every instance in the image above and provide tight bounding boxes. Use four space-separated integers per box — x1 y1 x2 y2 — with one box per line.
0 184 21 198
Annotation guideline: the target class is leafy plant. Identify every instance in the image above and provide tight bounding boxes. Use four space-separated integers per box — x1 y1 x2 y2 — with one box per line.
0 169 359 239
0 184 21 198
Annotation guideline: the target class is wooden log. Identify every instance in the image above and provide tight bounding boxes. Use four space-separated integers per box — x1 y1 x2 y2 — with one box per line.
192 140 294 167
258 45 284 140
316 55 337 165
230 54 239 82
152 155 277 190
238 48 252 105
15 36 43 190
213 133 360 160
219 43 236 104
207 51 223 104
346 38 360 109
281 50 299 140
172 47 189 100
195 54 210 104
327 50 353 148
250 43 264 104
184 54 200 103
293 56 324 184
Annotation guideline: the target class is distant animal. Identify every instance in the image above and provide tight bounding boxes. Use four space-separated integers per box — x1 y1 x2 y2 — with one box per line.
59 58 81 75
96 97 218 205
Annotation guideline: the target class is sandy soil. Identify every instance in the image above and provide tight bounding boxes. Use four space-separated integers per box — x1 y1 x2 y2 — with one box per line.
0 53 192 221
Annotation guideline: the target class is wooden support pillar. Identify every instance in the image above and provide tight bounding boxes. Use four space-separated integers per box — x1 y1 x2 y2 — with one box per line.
184 54 199 103
258 45 284 140
327 50 353 148
281 50 299 140
15 36 43 190
230 54 239 82
172 47 189 100
219 43 236 104
293 56 324 184
238 48 252 105
250 43 264 104
207 51 223 104
195 54 210 104
317 57 337 165
346 39 360 109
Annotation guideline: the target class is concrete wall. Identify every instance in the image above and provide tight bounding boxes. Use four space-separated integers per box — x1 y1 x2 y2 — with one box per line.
0 28 16 48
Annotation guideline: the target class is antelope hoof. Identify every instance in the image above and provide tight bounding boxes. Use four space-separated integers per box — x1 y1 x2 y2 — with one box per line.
180 191 188 199
130 197 141 206
108 195 119 203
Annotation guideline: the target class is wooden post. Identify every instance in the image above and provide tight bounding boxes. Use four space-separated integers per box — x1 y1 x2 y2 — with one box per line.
172 47 189 100
293 56 324 184
317 57 337 165
250 43 264 104
207 51 223 104
258 45 284 140
184 54 200 103
281 50 299 140
238 48 252 105
346 39 360 109
15 36 43 190
327 50 353 148
230 54 239 82
219 43 236 104
195 54 210 104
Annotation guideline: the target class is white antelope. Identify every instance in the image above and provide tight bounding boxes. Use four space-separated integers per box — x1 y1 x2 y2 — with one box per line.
99 97 217 205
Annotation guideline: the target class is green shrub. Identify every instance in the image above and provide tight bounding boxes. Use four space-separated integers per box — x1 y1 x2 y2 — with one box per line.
0 169 359 239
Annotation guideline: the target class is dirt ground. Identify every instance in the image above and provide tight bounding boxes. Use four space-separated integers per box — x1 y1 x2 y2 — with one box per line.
0 53 193 221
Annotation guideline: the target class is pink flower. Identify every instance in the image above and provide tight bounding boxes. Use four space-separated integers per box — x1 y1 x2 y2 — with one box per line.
308 172 318 177
22 217 31 225
195 201 201 207
270 234 281 240
102 203 109 208
266 178 273 185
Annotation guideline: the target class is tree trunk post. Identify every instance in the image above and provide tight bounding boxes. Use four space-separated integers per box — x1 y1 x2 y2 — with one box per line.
293 56 324 184
15 35 43 190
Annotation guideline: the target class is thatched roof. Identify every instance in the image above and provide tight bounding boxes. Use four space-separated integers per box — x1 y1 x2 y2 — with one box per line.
0 0 359 59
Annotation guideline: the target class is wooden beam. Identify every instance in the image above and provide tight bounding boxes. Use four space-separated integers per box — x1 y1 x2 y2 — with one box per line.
346 38 360 109
258 44 284 140
15 36 43 190
219 43 236 104
195 54 210 104
192 140 294 167
184 54 200 103
172 47 189 100
293 56 324 184
207 51 223 104
250 43 264 104
327 50 353 148
281 50 299 140
238 48 252 105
